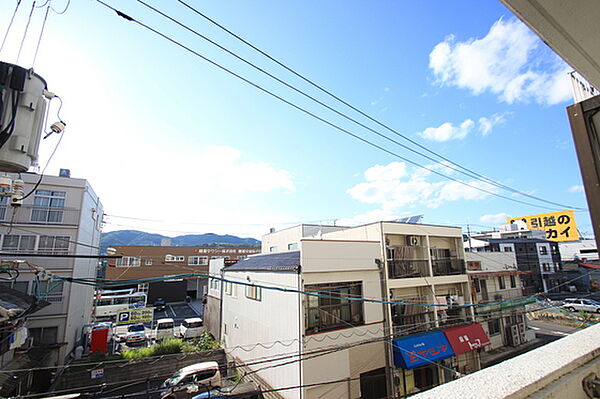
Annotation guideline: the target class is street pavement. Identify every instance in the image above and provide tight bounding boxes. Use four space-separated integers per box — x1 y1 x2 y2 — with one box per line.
528 319 584 342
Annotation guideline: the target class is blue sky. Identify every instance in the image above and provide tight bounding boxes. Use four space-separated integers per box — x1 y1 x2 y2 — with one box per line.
0 0 591 238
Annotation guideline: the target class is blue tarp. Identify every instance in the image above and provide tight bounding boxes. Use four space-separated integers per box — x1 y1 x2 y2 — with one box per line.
392 331 455 369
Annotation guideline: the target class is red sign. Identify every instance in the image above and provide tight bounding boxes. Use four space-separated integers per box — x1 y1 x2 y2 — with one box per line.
90 328 109 354
442 323 490 355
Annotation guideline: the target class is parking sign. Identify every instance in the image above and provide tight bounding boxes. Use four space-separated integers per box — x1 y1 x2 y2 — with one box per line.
116 307 154 325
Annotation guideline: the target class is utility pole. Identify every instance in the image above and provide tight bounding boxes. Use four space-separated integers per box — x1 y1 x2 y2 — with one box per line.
376 259 395 398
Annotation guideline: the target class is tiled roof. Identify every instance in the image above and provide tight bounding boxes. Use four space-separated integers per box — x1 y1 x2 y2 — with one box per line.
224 251 300 272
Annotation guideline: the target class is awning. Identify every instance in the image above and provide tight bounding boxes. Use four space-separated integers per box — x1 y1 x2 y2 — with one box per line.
442 323 491 355
392 331 455 369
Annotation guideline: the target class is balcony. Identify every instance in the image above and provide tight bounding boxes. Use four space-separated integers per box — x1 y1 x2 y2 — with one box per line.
387 259 430 279
392 311 436 337
432 258 466 276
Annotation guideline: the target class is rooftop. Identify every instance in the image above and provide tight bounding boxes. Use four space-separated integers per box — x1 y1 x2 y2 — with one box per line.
225 251 301 272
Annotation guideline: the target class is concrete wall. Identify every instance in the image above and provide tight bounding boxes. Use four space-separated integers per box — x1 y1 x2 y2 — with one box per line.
260 225 346 254
559 239 599 261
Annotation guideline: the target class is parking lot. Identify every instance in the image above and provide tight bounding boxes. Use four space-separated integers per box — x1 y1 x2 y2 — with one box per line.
112 301 204 347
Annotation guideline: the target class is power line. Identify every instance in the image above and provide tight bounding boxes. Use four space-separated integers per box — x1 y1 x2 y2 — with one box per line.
16 0 36 64
32 2 51 67
92 0 581 212
174 0 587 213
0 0 22 55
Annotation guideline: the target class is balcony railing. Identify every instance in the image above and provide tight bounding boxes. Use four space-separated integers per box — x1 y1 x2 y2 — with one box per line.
392 311 436 337
432 258 466 276
387 259 430 279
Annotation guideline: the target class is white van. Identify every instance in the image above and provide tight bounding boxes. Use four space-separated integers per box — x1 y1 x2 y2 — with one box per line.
179 317 203 339
155 318 174 341
160 361 222 399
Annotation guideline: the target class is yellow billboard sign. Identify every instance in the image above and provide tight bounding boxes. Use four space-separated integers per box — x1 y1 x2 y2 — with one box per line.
506 210 579 242
116 307 154 325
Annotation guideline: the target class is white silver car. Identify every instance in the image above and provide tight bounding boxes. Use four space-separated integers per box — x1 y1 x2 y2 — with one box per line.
561 298 600 313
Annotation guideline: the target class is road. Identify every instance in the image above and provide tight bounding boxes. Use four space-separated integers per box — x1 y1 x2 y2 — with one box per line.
528 319 584 342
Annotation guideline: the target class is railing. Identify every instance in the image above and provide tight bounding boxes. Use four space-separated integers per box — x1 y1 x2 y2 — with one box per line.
387 259 430 279
432 258 466 276
392 312 436 336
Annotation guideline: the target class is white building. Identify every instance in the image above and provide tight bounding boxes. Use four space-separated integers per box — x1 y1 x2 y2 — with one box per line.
221 240 387 399
558 239 598 261
0 172 103 365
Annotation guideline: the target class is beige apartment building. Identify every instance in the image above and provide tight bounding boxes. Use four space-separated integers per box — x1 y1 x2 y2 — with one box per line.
0 171 104 369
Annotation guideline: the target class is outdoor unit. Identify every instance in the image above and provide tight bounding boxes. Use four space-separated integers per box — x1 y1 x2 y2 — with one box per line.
406 235 420 246
507 324 521 347
0 62 49 172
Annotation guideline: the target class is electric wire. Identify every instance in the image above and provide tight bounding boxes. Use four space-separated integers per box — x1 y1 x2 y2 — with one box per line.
93 0 581 212
32 2 51 68
173 0 586 213
49 0 70 14
16 0 36 64
0 0 22 55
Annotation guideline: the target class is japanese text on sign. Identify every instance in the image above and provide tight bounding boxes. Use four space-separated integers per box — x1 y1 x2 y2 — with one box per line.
507 210 579 242
116 307 154 325
406 344 449 363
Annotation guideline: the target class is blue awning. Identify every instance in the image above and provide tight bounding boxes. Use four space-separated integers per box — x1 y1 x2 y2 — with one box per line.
392 331 455 369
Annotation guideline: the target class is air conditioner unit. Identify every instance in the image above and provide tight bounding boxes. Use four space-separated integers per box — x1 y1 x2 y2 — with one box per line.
507 324 521 347
406 236 420 246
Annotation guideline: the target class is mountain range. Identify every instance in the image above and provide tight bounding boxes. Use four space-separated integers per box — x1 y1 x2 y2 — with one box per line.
100 230 261 252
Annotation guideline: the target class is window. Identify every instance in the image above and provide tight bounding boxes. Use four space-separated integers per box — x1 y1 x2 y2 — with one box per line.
502 246 513 252
38 236 70 254
472 278 481 293
225 281 236 296
305 282 364 333
210 278 220 290
0 196 8 221
269 246 277 253
487 319 501 335
510 275 516 288
497 276 506 290
116 256 141 267
145 258 153 265
39 280 64 302
188 256 208 266
288 243 298 250
539 246 548 255
245 285 262 301
165 255 184 262
31 190 65 223
542 263 551 272
2 235 35 252
29 326 58 345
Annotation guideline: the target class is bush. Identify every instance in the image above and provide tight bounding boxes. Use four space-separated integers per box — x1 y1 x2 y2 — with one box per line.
122 338 183 359
181 331 220 353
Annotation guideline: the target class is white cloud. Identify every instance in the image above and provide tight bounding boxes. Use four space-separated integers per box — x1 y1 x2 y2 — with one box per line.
429 18 571 105
478 113 507 136
347 161 497 213
480 213 510 224
568 185 584 193
418 119 474 141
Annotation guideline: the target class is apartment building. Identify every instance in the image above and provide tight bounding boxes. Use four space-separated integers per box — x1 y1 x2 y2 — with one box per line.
0 172 104 367
464 252 535 366
105 245 260 300
223 222 490 397
221 240 388 399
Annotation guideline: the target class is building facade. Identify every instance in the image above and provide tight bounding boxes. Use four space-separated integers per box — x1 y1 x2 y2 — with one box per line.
465 252 535 366
0 172 104 366
221 222 491 397
105 245 260 300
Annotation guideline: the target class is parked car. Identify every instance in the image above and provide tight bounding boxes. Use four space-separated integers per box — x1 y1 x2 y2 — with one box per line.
561 298 600 313
155 318 175 340
160 361 222 399
180 318 203 339
125 323 147 345
154 299 167 312
191 382 263 399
